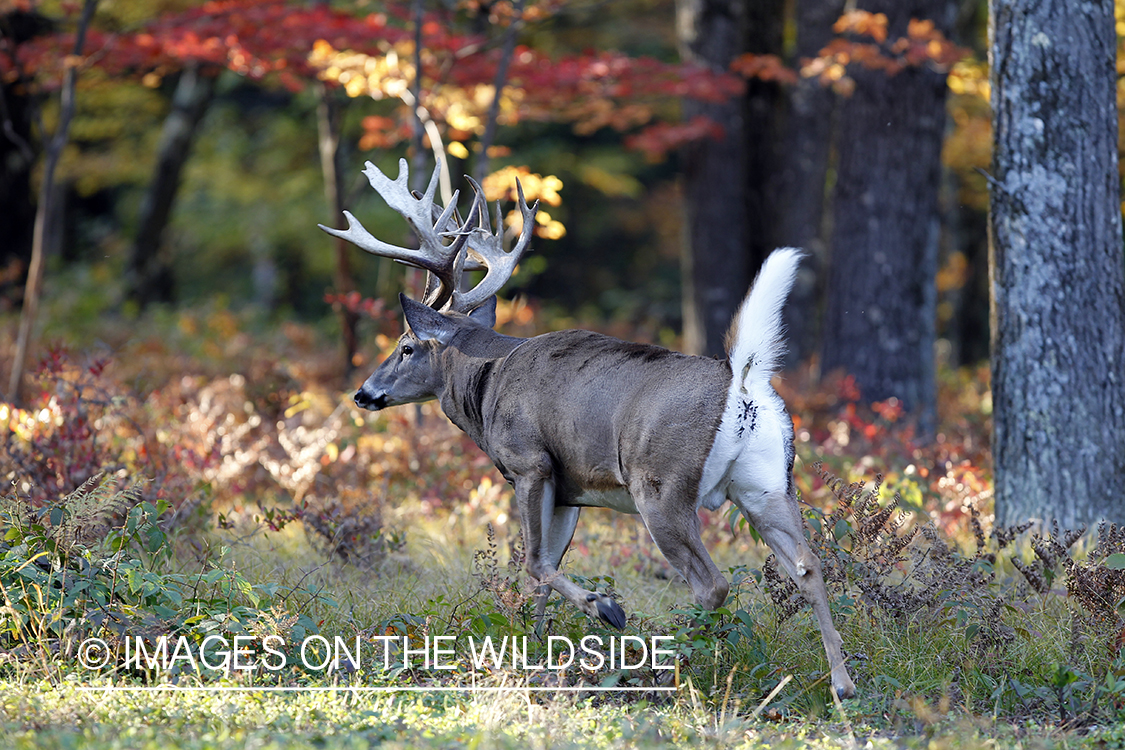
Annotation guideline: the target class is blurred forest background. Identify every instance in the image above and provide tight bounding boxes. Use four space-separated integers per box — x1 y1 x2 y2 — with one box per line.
0 0 995 380
0 0 1121 527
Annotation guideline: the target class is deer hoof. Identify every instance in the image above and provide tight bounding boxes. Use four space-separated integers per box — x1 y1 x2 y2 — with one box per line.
833 678 857 700
594 596 627 629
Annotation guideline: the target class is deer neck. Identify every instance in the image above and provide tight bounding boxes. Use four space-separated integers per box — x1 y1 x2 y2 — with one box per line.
436 328 524 448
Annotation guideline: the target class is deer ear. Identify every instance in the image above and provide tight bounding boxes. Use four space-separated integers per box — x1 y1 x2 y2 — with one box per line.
467 296 497 328
400 294 455 344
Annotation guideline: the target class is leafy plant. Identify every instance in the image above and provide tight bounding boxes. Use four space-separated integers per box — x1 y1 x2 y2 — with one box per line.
0 475 327 682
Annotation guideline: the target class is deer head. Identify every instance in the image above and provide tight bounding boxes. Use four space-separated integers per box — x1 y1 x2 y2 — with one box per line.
318 159 537 410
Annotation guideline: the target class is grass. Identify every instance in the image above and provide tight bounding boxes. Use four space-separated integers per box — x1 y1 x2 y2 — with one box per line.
6 496 1125 750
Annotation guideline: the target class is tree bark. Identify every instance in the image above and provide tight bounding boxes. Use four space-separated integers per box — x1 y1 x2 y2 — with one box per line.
126 64 216 308
989 0 1125 528
821 0 957 431
742 0 785 275
772 0 846 367
676 0 748 357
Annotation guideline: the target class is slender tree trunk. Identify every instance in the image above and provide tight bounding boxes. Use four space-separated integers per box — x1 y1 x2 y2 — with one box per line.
7 0 98 404
408 0 428 303
316 80 359 377
309 0 358 376
772 0 845 368
474 0 525 186
0 82 36 286
127 64 215 308
676 0 748 357
821 0 956 431
989 0 1125 528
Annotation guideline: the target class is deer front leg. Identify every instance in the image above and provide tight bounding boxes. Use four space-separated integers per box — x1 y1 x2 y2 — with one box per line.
533 504 580 630
736 490 857 699
514 473 626 629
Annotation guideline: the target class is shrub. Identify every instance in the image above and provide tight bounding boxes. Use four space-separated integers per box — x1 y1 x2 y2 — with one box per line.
0 475 325 682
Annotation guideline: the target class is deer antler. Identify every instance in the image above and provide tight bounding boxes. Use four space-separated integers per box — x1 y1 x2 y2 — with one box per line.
320 159 537 314
318 158 478 310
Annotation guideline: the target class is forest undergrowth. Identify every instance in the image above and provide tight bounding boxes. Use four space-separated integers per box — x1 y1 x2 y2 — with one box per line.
3 305 1125 748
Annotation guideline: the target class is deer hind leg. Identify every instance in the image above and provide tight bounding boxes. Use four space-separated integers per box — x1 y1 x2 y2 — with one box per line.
514 473 625 629
633 475 729 612
734 488 857 699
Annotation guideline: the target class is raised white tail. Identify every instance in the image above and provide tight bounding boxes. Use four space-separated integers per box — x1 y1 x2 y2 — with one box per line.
727 247 803 388
697 247 803 511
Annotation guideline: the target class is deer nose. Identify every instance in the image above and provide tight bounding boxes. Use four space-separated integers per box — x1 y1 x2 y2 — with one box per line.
353 388 387 410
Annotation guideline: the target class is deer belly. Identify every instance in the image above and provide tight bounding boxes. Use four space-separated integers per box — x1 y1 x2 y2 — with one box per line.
564 488 639 514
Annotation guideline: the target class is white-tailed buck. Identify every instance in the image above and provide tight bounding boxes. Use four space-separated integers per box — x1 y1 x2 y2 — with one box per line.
321 160 856 698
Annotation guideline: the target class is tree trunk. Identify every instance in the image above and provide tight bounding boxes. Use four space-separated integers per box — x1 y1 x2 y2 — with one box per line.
989 0 1125 528
7 0 98 404
742 0 785 275
315 80 360 378
676 0 748 357
127 64 216 308
772 0 846 367
821 0 957 431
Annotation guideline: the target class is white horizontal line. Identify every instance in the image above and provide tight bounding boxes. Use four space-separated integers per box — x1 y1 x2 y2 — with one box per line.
75 685 678 693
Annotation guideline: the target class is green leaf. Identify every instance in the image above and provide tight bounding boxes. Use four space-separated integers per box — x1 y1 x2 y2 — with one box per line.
1105 553 1125 570
146 526 166 554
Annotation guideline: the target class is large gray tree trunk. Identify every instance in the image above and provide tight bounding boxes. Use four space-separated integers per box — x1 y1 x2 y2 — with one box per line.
676 0 748 357
989 0 1125 528
821 0 957 431
772 0 846 366
742 0 785 275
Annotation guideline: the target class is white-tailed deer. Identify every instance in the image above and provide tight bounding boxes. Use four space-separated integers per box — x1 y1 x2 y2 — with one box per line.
321 160 856 698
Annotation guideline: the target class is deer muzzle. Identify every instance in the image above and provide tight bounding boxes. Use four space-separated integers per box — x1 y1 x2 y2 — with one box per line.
353 387 388 411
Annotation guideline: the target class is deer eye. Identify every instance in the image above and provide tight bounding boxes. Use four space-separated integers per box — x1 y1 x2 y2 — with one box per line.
401 344 414 357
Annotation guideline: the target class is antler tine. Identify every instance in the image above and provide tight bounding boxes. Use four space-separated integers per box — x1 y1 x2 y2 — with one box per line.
424 192 485 273
451 176 539 313
423 185 484 309
318 158 465 307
